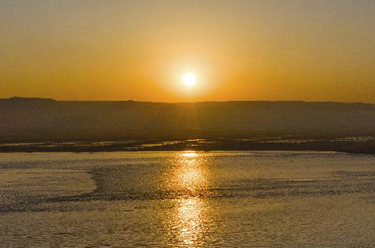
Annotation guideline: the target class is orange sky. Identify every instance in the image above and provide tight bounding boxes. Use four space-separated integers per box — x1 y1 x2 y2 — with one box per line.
1 0 375 102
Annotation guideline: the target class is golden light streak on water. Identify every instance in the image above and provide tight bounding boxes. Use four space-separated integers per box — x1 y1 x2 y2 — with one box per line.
165 151 212 247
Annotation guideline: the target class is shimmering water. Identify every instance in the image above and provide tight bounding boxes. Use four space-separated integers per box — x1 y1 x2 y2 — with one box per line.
1 151 375 247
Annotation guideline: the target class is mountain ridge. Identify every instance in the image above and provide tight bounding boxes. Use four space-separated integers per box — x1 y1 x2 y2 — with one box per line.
1 97 375 143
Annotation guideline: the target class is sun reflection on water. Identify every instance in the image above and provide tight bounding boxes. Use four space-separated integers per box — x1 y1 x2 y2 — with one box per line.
165 151 212 247
174 197 209 247
170 151 209 194
181 151 199 158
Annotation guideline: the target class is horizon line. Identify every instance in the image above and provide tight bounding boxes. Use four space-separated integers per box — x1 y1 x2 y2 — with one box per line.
0 96 374 105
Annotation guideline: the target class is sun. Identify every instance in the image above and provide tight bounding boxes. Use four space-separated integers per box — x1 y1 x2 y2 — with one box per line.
182 72 196 87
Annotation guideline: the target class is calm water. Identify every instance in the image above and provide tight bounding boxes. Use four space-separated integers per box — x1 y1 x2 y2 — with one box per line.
1 151 375 247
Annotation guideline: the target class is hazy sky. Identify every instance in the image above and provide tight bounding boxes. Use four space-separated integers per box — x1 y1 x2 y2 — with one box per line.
1 0 375 102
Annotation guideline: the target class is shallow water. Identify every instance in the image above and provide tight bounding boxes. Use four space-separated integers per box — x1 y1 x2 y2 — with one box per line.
1 151 375 247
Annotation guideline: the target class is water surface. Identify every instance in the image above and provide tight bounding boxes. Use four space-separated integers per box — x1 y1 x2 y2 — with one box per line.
1 151 375 247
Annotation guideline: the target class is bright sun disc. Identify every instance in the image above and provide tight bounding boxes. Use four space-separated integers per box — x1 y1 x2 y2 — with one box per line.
182 73 196 87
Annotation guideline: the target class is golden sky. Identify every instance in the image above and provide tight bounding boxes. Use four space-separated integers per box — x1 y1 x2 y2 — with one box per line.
1 0 375 102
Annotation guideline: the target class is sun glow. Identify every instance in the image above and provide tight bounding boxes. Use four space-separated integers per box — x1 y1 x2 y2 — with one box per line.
182 73 196 87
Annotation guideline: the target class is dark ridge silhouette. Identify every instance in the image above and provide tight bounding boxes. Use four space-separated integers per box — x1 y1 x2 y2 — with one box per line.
1 97 375 153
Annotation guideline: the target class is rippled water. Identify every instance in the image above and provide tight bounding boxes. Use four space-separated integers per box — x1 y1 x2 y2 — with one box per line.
1 151 375 247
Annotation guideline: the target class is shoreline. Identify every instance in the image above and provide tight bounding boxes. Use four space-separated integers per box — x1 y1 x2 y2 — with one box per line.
1 138 374 155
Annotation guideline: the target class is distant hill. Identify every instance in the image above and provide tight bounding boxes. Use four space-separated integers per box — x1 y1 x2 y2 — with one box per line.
1 97 375 143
